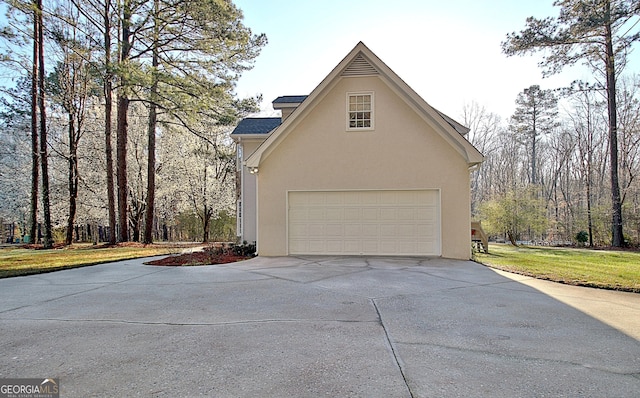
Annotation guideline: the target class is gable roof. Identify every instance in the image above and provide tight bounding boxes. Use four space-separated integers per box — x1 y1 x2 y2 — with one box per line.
231 117 281 136
246 42 483 168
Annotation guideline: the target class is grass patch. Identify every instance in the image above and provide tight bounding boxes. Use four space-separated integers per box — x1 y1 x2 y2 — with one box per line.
0 243 186 278
475 243 640 293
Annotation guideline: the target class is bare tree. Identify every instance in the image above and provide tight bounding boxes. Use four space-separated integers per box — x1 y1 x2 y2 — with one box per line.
502 0 640 246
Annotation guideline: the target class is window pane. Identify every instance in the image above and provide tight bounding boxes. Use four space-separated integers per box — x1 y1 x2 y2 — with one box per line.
348 94 372 129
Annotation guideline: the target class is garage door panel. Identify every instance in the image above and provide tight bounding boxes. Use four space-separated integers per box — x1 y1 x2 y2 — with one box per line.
308 209 325 221
362 224 379 236
380 240 399 253
380 208 397 220
288 190 440 256
289 240 307 253
416 223 436 236
326 208 344 221
397 208 416 220
325 192 345 205
325 224 344 236
362 208 379 221
309 224 325 236
399 241 417 253
345 208 361 220
362 240 379 252
360 194 380 205
289 223 308 236
396 224 415 237
344 224 361 235
380 224 397 235
344 240 361 253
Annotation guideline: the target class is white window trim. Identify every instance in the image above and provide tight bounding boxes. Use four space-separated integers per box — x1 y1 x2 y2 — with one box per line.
346 91 374 131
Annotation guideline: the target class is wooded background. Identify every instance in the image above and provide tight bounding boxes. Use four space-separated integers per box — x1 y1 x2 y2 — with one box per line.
0 0 265 245
0 0 639 248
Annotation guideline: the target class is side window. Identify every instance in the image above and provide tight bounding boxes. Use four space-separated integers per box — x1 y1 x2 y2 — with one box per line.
347 92 374 130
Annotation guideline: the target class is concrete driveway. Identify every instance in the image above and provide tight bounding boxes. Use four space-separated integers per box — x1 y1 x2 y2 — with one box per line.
0 256 638 397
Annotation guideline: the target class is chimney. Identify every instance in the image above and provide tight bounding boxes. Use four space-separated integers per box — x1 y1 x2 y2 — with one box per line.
272 95 308 120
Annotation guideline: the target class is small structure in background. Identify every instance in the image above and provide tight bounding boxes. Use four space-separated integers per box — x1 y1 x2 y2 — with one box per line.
471 221 488 253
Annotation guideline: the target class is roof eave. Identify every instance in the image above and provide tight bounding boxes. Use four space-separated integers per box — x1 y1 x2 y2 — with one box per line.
231 133 273 141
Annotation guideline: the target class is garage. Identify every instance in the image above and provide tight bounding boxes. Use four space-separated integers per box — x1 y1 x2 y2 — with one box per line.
288 190 441 256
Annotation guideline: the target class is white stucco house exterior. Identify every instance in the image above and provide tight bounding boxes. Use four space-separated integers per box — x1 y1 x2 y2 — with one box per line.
231 42 483 260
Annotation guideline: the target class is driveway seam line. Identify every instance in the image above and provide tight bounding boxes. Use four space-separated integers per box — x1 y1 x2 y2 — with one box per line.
0 267 172 315
2 317 380 327
371 298 415 398
394 340 640 377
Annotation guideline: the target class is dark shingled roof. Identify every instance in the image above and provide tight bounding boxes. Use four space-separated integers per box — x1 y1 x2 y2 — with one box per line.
272 95 308 104
231 117 281 135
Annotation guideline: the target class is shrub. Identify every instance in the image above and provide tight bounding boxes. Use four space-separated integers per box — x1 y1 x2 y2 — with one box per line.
232 242 256 257
575 231 589 244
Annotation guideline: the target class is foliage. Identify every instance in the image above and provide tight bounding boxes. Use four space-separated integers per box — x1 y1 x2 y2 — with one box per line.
510 85 559 184
502 0 640 247
0 79 31 225
0 0 264 244
231 241 256 257
576 230 589 243
475 243 640 292
501 0 640 78
479 186 548 244
209 210 236 242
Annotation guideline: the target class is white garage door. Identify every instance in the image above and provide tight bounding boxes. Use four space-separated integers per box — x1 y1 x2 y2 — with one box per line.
288 190 440 256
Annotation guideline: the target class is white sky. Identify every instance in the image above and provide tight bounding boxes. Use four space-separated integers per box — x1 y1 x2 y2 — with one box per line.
233 0 638 121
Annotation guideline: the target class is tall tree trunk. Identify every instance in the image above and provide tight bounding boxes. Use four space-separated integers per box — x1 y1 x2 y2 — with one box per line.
604 2 624 247
65 114 78 245
143 0 159 244
116 0 132 242
104 0 116 244
201 160 210 243
202 205 211 243
116 94 128 242
531 126 537 185
36 0 52 249
29 1 39 244
586 108 594 248
143 96 156 244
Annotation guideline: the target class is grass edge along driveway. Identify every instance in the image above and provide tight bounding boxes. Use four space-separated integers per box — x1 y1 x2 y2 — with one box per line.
475 243 640 293
0 244 184 278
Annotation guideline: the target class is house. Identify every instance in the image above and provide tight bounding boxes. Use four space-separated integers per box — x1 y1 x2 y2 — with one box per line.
231 42 483 260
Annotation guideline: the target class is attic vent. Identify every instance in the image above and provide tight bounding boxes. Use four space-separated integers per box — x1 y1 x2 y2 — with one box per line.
342 54 379 76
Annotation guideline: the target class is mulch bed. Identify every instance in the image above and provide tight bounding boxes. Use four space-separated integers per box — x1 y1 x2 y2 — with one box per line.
145 250 251 266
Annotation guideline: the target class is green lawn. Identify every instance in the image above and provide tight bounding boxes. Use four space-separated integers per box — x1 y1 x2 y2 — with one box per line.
475 243 640 293
0 244 184 278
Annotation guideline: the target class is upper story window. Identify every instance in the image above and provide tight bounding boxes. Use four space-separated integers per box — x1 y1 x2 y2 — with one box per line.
347 92 374 130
